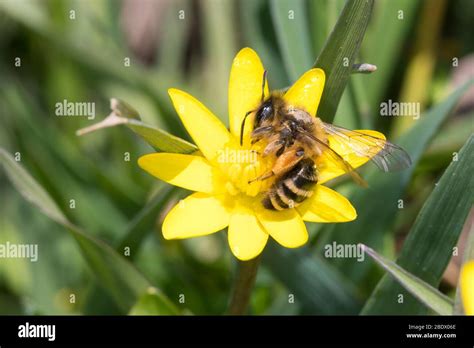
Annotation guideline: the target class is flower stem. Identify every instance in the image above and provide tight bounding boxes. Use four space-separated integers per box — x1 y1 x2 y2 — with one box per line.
227 255 261 315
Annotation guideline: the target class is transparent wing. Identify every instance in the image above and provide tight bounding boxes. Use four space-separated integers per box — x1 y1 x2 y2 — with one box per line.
321 122 412 172
298 131 368 187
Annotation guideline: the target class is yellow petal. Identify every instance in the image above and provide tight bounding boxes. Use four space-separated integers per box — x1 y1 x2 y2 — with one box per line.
256 206 308 248
297 185 357 223
228 47 269 139
162 192 231 239
228 200 268 260
283 68 325 117
318 129 386 184
461 260 474 315
138 153 226 194
168 88 232 162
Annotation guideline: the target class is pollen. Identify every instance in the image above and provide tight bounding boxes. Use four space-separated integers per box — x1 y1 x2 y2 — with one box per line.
221 145 274 197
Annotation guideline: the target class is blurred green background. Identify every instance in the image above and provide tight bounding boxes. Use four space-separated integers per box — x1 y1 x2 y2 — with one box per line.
0 0 473 315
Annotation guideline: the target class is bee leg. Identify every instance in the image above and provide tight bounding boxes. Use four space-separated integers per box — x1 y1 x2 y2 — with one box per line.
263 140 284 157
251 126 274 138
250 126 274 145
248 170 275 184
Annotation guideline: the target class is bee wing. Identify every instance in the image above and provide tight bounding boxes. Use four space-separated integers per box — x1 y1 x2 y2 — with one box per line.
320 122 412 172
299 131 368 187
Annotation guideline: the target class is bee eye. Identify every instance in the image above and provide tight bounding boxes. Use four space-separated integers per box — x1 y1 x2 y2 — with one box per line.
255 102 273 125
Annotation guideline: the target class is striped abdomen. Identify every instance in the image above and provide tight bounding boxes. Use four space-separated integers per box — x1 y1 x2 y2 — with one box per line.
262 159 317 210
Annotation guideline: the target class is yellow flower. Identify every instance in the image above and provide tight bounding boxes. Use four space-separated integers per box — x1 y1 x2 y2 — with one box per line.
461 260 474 315
138 47 380 261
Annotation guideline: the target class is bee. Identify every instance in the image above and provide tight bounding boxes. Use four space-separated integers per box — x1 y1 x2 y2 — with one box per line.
240 73 412 211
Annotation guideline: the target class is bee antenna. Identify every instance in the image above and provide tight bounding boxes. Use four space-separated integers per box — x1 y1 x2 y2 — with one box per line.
240 110 253 146
261 70 268 103
240 70 267 146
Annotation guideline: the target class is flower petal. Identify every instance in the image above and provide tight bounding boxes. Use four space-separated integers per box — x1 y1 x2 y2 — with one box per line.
318 129 386 184
297 185 357 223
168 88 232 162
256 206 308 248
283 68 325 117
138 153 226 194
461 260 474 315
228 47 269 140
162 192 231 239
228 200 268 260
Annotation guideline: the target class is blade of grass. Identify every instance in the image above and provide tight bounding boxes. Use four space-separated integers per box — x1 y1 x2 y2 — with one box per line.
363 0 420 106
199 0 237 120
0 0 181 133
263 242 361 314
116 186 180 256
239 0 288 88
76 99 197 154
270 0 313 82
0 148 179 314
320 80 473 289
129 287 180 315
313 0 374 123
361 244 454 315
362 135 474 314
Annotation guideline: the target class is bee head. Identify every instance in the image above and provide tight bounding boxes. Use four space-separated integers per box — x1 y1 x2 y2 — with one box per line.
240 98 275 146
254 99 274 128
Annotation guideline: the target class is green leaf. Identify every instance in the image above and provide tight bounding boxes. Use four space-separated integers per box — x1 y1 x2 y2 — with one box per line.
364 0 420 106
129 287 179 315
362 135 474 314
361 244 453 315
76 98 197 154
0 148 69 226
0 148 179 314
263 242 361 314
239 0 288 88
308 0 339 56
314 0 374 122
199 0 237 120
116 186 180 256
320 80 473 288
270 0 313 82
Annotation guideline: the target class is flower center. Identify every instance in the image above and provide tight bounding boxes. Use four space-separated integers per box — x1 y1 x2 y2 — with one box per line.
218 144 275 197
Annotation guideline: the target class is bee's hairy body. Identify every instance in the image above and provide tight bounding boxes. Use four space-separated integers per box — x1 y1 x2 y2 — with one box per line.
262 158 317 210
249 94 327 210
241 87 411 211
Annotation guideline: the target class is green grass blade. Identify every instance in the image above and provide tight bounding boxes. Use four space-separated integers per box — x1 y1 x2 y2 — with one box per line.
0 148 179 314
76 99 197 154
263 242 361 314
116 186 179 256
314 0 374 122
129 287 180 315
239 0 288 88
270 0 313 81
361 244 454 315
362 135 474 314
0 148 69 226
321 80 473 288
364 0 420 106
